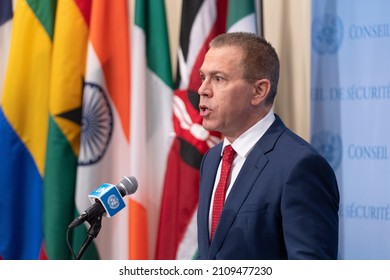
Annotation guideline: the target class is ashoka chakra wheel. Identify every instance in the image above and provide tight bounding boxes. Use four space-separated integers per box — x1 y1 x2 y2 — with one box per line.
78 82 114 165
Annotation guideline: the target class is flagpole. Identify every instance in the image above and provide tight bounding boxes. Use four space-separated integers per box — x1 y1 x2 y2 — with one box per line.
255 0 264 36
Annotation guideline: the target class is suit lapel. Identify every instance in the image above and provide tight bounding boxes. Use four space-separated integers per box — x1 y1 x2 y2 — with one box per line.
208 115 286 259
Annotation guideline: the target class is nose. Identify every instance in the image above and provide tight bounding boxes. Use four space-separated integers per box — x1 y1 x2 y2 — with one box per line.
198 79 211 97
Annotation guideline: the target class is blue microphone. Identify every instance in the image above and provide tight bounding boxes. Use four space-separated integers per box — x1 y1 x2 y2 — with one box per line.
68 176 138 229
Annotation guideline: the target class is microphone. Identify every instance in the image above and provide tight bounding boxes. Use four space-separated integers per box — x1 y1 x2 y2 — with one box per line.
68 176 138 229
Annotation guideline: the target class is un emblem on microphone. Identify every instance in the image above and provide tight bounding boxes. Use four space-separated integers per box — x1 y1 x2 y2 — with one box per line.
311 131 342 170
107 194 120 210
312 13 343 55
79 82 114 165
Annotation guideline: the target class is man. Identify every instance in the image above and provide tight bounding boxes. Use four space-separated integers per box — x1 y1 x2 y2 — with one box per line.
197 32 339 259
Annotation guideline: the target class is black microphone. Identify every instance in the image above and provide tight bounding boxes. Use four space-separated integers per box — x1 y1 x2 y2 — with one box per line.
68 176 138 229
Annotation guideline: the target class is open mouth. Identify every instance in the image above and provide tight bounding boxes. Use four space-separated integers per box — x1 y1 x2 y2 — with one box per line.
199 105 210 116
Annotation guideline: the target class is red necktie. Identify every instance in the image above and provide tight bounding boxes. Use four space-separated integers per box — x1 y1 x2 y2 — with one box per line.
211 145 236 239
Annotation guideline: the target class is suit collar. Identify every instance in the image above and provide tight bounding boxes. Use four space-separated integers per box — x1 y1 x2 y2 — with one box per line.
223 110 276 158
256 114 286 154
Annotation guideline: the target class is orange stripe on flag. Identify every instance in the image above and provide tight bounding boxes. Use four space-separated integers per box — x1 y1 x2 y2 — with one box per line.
89 1 130 141
129 199 148 259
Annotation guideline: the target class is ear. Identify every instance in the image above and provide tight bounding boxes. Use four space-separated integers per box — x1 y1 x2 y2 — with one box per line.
251 79 271 105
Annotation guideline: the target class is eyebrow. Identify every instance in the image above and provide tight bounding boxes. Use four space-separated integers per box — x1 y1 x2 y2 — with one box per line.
199 69 226 77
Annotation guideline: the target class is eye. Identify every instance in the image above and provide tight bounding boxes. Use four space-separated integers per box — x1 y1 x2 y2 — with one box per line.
213 75 224 82
199 73 205 81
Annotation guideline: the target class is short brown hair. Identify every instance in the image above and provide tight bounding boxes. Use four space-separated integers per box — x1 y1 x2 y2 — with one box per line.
210 32 280 105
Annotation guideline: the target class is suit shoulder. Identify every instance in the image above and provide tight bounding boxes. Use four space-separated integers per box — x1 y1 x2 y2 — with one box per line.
282 128 321 155
275 128 334 170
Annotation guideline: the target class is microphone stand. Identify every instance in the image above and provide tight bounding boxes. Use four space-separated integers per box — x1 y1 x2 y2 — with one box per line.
75 214 103 260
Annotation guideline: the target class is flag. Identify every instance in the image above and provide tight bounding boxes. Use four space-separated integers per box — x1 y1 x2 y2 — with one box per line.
0 0 13 98
226 0 257 33
43 0 91 260
131 0 173 259
74 0 131 259
155 0 260 260
0 0 56 259
155 0 227 260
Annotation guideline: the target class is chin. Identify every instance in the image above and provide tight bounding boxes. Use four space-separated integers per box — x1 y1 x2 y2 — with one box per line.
201 121 214 132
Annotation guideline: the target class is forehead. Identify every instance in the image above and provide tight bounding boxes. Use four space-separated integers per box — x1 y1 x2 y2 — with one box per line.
201 45 244 75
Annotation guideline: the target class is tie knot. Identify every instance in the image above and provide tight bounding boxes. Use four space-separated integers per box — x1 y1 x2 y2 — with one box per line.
223 145 236 161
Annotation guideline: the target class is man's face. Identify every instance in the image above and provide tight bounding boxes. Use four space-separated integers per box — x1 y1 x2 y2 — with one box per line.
198 46 258 141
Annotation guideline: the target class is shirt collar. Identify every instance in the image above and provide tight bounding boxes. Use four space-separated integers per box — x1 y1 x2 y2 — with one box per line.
221 110 276 158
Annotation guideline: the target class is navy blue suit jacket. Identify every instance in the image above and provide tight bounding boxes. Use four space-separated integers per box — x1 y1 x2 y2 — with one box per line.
197 115 339 259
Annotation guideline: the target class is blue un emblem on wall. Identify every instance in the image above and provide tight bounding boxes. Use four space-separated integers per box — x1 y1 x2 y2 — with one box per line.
312 13 344 55
311 131 342 171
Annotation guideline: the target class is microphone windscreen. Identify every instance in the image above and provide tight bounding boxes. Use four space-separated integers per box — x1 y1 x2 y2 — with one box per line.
119 176 138 195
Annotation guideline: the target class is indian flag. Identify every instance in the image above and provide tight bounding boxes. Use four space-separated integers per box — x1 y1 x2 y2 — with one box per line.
74 0 131 259
131 0 173 259
0 0 55 259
